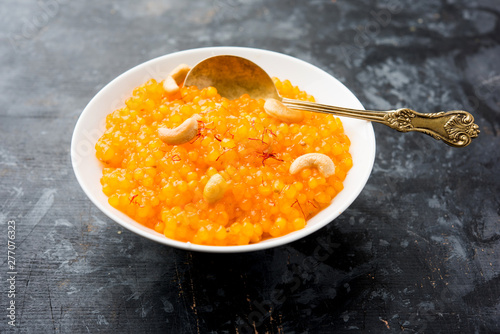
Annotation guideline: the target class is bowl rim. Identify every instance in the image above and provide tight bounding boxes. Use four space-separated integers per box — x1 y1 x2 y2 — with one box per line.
71 46 376 253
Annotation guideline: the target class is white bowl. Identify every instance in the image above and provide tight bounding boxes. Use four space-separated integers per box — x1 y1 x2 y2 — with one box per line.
71 47 376 253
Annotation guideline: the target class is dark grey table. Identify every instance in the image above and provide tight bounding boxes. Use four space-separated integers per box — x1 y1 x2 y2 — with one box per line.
1 1 499 333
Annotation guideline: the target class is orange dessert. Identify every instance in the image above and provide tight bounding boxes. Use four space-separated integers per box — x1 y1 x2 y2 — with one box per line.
95 70 352 246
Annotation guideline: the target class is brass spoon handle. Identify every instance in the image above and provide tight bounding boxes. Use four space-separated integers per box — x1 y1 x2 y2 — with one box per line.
283 98 480 148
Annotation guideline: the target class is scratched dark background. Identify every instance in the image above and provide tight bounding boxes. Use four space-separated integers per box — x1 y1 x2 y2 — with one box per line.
1 0 499 333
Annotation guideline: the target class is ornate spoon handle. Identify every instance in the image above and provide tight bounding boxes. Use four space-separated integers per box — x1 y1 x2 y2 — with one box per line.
283 99 480 148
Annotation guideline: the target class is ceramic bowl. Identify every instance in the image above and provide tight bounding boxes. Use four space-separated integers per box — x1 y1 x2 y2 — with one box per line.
71 46 376 253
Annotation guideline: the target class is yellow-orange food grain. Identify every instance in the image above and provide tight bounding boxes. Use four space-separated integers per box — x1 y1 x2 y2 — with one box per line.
96 76 352 246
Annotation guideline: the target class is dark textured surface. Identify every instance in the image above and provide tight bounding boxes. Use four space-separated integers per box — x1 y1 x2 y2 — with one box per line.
1 0 499 333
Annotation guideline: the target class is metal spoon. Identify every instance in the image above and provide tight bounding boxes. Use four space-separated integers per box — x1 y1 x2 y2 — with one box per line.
184 55 479 147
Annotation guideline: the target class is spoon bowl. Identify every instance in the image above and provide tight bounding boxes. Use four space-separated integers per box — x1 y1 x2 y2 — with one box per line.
185 55 280 100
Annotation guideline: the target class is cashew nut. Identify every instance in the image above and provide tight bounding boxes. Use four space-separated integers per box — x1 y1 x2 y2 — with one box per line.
163 64 191 96
264 98 304 123
163 75 179 95
289 153 336 178
169 64 191 85
158 114 201 145
203 173 228 203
